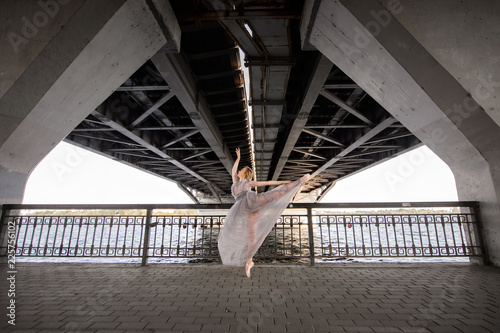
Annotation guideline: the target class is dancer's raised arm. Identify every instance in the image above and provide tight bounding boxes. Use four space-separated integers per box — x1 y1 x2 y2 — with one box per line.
232 148 241 183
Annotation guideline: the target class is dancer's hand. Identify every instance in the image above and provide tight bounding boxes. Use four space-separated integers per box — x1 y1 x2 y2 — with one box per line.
236 148 241 159
282 180 292 184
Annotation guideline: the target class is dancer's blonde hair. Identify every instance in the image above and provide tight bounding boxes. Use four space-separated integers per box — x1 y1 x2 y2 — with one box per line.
241 166 253 181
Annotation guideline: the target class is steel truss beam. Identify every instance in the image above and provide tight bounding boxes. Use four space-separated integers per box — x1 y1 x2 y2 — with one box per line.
130 91 175 127
271 55 334 181
91 109 224 196
151 52 235 175
295 118 398 201
319 89 374 125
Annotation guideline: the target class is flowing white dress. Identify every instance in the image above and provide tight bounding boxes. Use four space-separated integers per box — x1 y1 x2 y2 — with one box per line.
218 178 303 266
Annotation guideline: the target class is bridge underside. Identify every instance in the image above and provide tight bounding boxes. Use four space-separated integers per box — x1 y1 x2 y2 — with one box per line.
65 0 420 203
2 0 500 265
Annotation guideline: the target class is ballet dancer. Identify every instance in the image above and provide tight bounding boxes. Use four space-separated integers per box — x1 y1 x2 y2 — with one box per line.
218 148 310 277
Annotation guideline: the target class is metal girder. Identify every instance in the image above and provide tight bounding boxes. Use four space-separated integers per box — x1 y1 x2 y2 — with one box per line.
323 84 359 89
175 9 301 21
182 149 213 161
115 85 170 91
271 55 333 181
197 69 241 81
62 1 423 204
250 100 285 106
207 183 221 204
186 46 239 60
160 129 200 149
366 131 414 144
72 128 114 132
202 0 295 182
302 128 345 147
309 117 398 179
151 52 234 174
69 132 140 146
90 109 222 191
293 117 398 202
134 126 197 131
319 89 374 125
177 183 200 204
130 91 175 128
246 57 296 67
305 125 370 129
292 148 327 160
204 86 243 96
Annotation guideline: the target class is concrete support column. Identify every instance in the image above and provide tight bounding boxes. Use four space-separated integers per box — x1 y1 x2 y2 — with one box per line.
301 0 500 265
0 0 180 204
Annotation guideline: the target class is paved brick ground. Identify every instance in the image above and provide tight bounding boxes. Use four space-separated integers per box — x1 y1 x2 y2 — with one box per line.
1 262 499 333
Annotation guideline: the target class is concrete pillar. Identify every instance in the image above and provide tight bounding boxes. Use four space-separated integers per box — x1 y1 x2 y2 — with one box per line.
378 0 500 128
301 0 500 265
0 0 180 204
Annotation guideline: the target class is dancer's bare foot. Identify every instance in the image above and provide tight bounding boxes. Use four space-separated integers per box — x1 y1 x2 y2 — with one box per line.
301 173 311 183
245 261 254 278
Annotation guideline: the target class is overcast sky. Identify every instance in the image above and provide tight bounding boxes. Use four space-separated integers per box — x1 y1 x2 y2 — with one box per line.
23 141 458 204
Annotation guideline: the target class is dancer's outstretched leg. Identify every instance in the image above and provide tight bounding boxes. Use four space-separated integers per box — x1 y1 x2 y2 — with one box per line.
255 173 311 205
245 174 310 277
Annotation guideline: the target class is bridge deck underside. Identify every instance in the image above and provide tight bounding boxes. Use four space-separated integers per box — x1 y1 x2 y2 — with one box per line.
65 0 420 203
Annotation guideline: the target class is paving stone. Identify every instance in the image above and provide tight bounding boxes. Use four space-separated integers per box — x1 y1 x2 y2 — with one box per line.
88 321 121 330
3 262 499 333
33 321 67 330
201 323 231 332
193 317 221 325
372 327 405 332
172 323 203 331
115 321 149 330
167 316 196 324
343 325 375 332
144 321 175 330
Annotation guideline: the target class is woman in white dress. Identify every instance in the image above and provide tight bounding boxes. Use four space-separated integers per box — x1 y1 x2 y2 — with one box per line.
218 148 310 277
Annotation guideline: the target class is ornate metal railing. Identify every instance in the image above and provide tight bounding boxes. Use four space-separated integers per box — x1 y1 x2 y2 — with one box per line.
0 202 488 265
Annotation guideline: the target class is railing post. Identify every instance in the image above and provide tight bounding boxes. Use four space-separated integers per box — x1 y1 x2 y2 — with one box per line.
0 206 10 257
307 206 315 266
141 209 153 266
471 202 489 265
